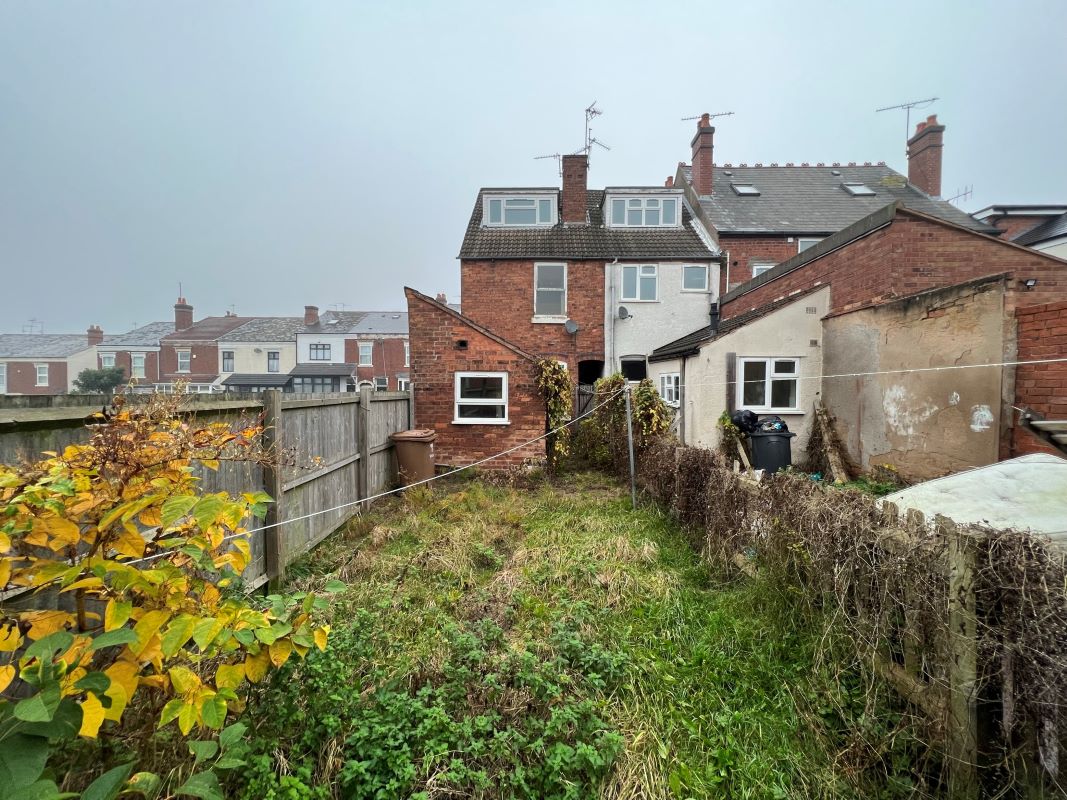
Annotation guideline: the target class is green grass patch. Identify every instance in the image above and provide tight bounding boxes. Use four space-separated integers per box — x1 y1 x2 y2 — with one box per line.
236 472 918 799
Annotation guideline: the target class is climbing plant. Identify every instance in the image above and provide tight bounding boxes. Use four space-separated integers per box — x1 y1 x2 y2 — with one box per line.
536 359 573 466
0 394 332 797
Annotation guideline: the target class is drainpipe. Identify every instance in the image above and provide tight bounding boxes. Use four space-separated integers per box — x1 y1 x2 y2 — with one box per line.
724 250 731 295
605 258 619 377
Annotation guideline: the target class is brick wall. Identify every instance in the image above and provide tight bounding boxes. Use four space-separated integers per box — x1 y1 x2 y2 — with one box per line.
159 342 219 382
990 216 1049 241
344 337 410 389
721 211 1067 322
1013 301 1067 456
719 235 803 295
0 360 68 394
460 260 605 368
103 350 160 385
406 288 544 469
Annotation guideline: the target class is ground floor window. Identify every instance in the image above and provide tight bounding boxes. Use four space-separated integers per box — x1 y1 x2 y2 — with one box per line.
293 376 341 393
454 372 508 424
397 378 411 392
658 373 680 407
737 357 799 412
620 357 647 382
35 364 49 386
374 377 388 391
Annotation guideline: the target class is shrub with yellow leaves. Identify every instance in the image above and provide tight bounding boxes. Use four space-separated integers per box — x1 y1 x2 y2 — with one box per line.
0 394 332 798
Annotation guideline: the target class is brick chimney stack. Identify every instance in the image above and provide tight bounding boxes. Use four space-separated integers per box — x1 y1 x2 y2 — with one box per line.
690 113 715 196
174 297 193 331
435 293 448 304
304 305 319 326
907 114 945 198
86 325 103 347
561 154 588 225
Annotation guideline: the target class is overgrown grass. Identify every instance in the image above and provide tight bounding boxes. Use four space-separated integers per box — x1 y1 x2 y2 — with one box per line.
236 471 916 799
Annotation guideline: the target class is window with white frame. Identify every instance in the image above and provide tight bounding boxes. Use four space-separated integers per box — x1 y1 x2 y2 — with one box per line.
737 357 799 412
131 353 146 379
374 376 387 391
403 341 410 367
484 195 556 227
751 261 776 278
454 372 508 424
35 364 49 386
221 350 234 373
358 343 374 366
176 350 191 373
309 343 330 361
0 363 6 393
397 378 411 392
267 351 280 373
608 195 680 227
797 238 822 253
621 265 658 301
659 373 680 407
100 353 116 369
682 265 708 291
534 263 567 317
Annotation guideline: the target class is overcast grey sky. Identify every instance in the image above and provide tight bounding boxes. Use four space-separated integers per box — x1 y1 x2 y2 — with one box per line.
2 1 1065 334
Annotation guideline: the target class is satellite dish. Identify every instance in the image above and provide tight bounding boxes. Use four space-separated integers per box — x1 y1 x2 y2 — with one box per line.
564 319 580 335
618 306 631 320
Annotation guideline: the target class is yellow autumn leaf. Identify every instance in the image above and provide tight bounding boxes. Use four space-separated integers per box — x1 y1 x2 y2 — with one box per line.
113 523 147 559
139 506 162 527
60 576 104 593
79 692 106 737
169 666 200 695
244 648 270 683
313 626 330 652
215 662 244 690
103 661 138 721
0 531 10 551
140 674 167 690
202 459 220 471
178 700 198 735
202 583 220 610
0 558 10 589
0 624 22 652
23 519 49 547
22 609 75 640
131 609 170 656
268 639 292 668
44 516 81 549
0 664 14 693
104 599 133 632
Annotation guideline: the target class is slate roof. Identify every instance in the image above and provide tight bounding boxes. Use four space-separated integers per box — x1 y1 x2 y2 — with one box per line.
162 316 253 342
0 334 90 359
299 310 368 335
679 164 994 235
458 189 718 260
221 373 291 387
1014 211 1067 247
349 312 408 335
222 317 306 342
101 321 173 348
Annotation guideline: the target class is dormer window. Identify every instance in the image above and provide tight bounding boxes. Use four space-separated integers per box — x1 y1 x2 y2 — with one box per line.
608 195 680 227
731 183 760 196
841 182 876 196
483 195 557 227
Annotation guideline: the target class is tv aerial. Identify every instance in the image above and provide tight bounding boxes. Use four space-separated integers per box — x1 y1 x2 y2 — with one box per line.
681 111 735 122
946 185 974 207
578 101 610 160
875 97 938 153
534 152 563 176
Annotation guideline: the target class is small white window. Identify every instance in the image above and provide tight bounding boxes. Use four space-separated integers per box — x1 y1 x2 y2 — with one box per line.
797 238 822 253
484 195 556 227
454 372 508 424
398 378 411 392
751 261 776 278
534 263 567 317
608 196 679 227
0 363 6 393
737 357 799 413
621 265 658 301
131 353 146 379
682 265 708 292
659 374 680 407
35 363 49 386
358 343 374 366
100 353 116 369
731 183 760 196
374 376 387 391
403 341 410 367
176 350 191 373
841 182 876 196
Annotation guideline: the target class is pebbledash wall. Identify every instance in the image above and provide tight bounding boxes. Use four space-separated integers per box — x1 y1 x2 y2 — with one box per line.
405 288 545 468
1013 300 1067 456
460 260 605 369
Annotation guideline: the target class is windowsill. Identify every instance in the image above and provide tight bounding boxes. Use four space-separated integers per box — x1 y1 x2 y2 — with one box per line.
680 288 710 294
619 299 659 304
738 407 802 415
452 419 511 426
531 316 568 324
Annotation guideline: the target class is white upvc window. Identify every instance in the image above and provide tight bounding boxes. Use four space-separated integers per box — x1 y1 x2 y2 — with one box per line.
131 353 146 379
621 265 658 301
682 265 708 292
374 376 387 391
608 195 680 227
397 378 411 392
737 357 800 413
176 350 191 373
35 363 49 386
0 363 6 393
454 372 508 425
358 343 373 366
534 262 567 318
403 341 410 367
797 237 822 253
751 261 777 278
659 373 680 407
100 352 116 369
484 195 556 227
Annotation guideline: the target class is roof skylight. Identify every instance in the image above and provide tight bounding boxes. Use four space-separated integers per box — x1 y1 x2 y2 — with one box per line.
842 182 876 196
731 183 760 196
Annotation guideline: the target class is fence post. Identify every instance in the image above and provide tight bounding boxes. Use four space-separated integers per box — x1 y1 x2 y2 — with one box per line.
945 515 979 800
623 384 636 510
262 390 287 590
358 385 371 506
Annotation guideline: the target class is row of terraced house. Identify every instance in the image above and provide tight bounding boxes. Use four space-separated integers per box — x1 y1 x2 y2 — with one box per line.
0 300 413 396
405 114 1067 479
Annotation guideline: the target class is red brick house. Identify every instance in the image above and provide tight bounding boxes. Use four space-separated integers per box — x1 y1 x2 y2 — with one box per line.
674 114 997 295
97 321 174 389
159 300 252 392
0 330 99 395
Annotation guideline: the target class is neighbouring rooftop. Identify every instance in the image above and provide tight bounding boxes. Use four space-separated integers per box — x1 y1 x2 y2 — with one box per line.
0 334 91 359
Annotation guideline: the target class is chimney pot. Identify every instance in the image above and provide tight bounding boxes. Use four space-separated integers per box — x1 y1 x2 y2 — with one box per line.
664 176 674 188
435 293 447 304
907 115 946 197
690 118 716 196
561 154 588 224
174 298 194 331
87 325 104 347
304 305 319 326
